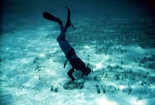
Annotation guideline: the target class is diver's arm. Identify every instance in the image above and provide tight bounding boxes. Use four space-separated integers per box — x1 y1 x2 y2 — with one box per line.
67 68 76 81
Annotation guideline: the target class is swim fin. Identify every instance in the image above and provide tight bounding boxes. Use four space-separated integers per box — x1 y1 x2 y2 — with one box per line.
65 7 76 30
43 12 62 25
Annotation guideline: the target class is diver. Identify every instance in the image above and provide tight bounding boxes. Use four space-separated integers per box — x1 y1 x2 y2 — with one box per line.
43 7 91 81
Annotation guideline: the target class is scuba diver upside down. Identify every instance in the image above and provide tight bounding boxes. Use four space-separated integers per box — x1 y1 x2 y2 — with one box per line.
43 7 91 81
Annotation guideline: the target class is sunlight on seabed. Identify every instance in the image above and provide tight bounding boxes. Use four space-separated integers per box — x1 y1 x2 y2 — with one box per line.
95 55 109 71
119 85 126 90
96 61 104 69
38 53 45 57
20 58 30 64
83 45 90 49
130 97 146 105
97 98 118 105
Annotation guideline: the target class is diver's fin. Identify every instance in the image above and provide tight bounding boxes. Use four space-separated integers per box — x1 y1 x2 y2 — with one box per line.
65 7 76 30
43 12 62 24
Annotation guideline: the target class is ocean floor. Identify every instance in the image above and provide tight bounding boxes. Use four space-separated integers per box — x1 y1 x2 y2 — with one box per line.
1 0 155 105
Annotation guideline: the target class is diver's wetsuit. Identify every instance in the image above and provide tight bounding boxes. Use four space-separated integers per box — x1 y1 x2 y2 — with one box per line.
57 24 85 81
43 7 88 81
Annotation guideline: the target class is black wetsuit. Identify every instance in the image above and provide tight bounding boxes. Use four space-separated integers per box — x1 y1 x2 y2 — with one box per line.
43 7 86 81
66 48 85 81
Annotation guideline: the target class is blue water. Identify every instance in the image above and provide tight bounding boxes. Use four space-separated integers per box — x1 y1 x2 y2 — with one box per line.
1 0 155 105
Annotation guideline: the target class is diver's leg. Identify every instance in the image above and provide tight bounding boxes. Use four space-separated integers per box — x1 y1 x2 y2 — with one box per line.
57 24 73 54
42 11 72 54
58 24 69 40
65 7 76 30
57 7 76 55
57 6 75 48
57 7 73 44
57 39 72 54
57 37 72 55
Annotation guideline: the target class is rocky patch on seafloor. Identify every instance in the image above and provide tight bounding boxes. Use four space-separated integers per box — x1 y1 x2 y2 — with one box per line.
63 81 84 90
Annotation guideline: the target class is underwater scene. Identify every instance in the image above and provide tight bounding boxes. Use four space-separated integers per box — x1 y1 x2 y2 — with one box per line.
1 0 155 105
